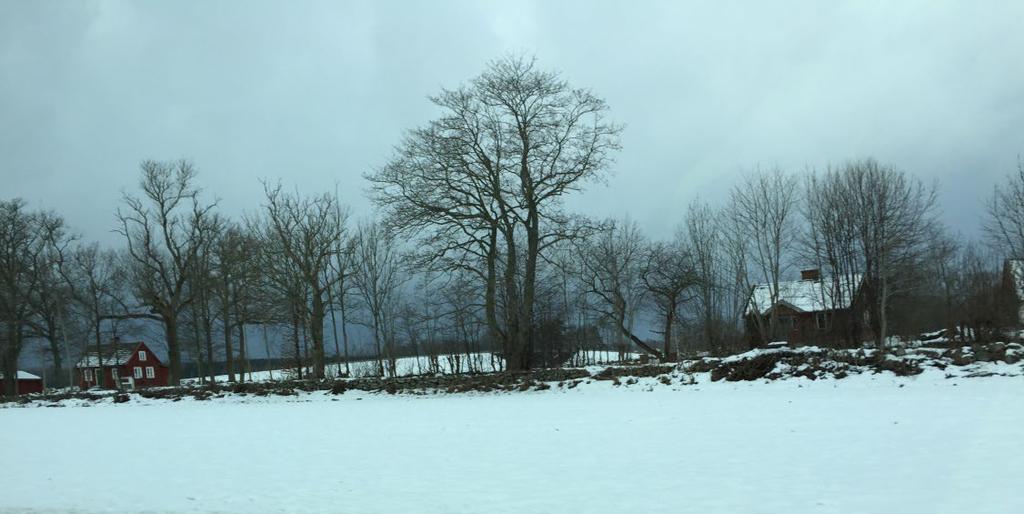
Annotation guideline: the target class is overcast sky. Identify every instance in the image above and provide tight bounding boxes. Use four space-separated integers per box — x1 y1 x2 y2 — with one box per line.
2 0 1023 245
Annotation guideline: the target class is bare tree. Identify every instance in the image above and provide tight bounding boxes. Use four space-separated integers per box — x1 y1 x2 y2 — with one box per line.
579 218 662 359
643 232 696 361
24 212 76 383
925 230 962 331
250 212 309 379
368 55 621 371
803 171 866 346
684 200 745 354
985 158 1024 257
260 184 347 380
726 168 800 344
956 243 1003 341
116 160 217 384
351 220 407 377
807 159 938 347
61 244 125 386
190 213 226 384
326 207 356 378
0 199 50 395
211 222 262 382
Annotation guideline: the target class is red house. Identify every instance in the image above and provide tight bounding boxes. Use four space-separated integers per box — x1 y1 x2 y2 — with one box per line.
74 340 170 390
746 269 868 346
0 370 44 395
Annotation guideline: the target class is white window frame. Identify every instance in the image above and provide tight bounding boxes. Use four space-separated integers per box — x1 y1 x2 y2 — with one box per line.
84 369 93 381
145 367 155 379
111 368 118 379
133 367 143 379
138 350 147 362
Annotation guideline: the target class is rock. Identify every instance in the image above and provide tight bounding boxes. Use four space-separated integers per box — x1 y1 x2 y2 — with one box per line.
329 381 347 395
971 344 992 362
987 342 1007 362
949 347 975 366
1004 343 1023 364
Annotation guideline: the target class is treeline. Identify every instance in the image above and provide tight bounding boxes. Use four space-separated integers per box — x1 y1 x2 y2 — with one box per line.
2 55 1023 394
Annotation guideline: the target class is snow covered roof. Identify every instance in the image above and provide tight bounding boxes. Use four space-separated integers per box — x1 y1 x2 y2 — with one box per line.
0 370 41 380
747 274 863 316
75 343 142 368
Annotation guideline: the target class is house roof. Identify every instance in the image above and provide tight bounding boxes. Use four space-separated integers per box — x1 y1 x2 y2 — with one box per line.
747 274 863 316
0 370 41 380
75 342 144 368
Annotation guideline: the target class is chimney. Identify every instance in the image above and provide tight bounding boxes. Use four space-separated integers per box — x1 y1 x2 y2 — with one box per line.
800 269 821 281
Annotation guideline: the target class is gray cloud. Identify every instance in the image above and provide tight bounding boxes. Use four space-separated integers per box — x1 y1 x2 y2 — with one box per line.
2 0 1022 244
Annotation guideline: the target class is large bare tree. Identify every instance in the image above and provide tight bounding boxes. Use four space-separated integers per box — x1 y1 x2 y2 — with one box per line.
0 199 51 395
367 55 621 371
116 159 217 384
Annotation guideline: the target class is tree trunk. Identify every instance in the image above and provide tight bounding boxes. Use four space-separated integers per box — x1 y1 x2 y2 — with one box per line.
662 306 675 362
237 320 248 382
483 226 505 361
204 312 216 384
190 313 205 385
310 293 326 379
328 299 342 378
879 277 889 349
165 316 182 385
340 297 351 377
291 310 303 380
224 302 235 383
373 321 384 377
502 229 525 373
1 325 19 397
45 317 63 381
619 323 664 360
517 211 540 372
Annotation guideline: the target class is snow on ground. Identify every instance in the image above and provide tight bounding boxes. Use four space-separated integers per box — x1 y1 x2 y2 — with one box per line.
187 350 637 384
2 370 1022 513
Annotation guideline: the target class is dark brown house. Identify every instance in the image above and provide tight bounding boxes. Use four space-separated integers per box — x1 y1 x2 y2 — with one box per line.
74 340 170 390
745 269 867 346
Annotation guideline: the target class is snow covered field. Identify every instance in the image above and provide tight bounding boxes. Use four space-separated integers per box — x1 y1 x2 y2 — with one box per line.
2 371 1022 514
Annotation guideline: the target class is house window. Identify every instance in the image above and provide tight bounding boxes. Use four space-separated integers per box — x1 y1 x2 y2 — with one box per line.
138 350 147 361
145 367 155 379
133 367 143 379
816 312 829 330
84 369 93 381
111 368 118 379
